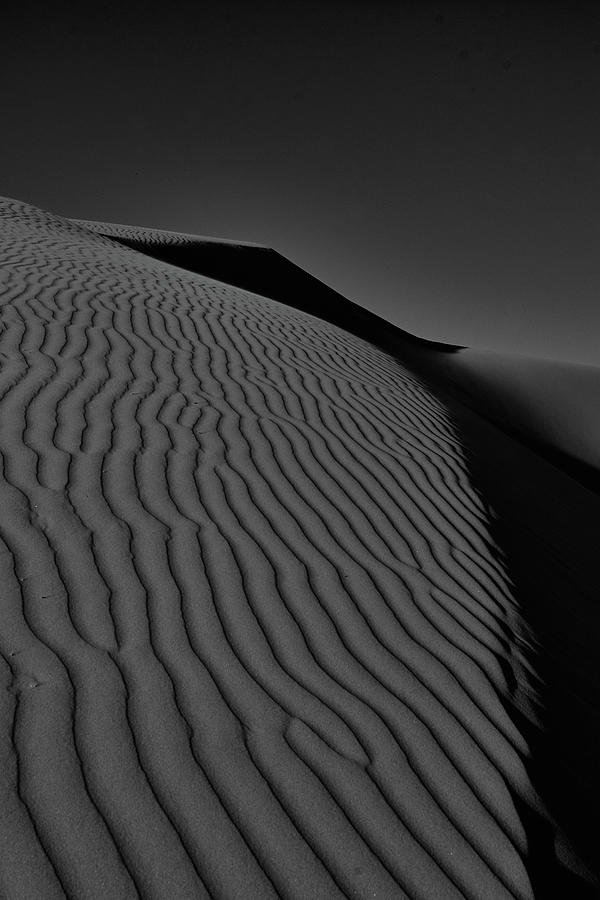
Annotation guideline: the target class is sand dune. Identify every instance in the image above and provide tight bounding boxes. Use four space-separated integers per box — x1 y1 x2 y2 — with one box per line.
0 197 598 898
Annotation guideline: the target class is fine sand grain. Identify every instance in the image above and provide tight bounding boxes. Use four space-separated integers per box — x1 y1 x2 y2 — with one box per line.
0 197 598 898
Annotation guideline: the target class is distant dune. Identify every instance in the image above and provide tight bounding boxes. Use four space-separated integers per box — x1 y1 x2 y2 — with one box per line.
0 197 598 898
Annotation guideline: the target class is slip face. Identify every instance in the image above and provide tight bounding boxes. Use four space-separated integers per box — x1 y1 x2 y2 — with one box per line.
0 198 596 899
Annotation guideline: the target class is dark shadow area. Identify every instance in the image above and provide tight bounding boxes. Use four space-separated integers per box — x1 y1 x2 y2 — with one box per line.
410 368 600 896
92 231 462 355
458 408 600 498
400 350 600 501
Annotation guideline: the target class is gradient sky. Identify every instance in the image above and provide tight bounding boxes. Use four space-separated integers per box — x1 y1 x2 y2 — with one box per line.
3 1 600 364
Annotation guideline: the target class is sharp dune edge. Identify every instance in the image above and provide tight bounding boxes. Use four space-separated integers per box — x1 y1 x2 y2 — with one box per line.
0 198 598 900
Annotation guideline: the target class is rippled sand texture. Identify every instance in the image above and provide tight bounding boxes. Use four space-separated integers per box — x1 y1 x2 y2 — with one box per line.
0 198 584 899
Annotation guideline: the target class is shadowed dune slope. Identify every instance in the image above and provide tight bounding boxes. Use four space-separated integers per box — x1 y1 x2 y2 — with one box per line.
0 197 597 898
401 347 600 498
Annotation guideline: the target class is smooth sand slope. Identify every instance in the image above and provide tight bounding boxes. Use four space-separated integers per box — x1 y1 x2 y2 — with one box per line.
0 198 598 899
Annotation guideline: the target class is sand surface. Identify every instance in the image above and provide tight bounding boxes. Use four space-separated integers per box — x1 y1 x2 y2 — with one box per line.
0 197 598 898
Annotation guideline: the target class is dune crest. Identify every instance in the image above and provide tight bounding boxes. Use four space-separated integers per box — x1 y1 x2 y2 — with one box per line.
0 197 597 898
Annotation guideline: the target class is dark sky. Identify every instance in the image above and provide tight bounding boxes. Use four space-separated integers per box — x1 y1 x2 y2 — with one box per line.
3 1 600 364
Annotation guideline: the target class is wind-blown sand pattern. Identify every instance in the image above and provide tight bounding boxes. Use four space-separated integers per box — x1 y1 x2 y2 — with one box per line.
0 197 598 898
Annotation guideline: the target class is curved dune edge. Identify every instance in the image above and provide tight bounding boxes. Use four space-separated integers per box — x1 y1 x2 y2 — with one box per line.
0 197 596 898
72 216 464 353
74 216 600 497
